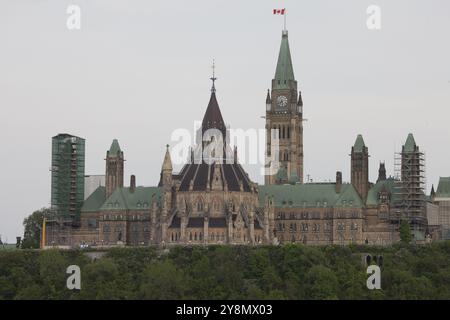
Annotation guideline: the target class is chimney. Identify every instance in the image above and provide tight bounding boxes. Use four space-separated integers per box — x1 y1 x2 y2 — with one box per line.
130 175 136 192
336 171 342 193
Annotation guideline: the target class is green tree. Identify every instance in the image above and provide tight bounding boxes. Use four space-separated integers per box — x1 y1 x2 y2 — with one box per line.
304 265 339 300
22 208 52 249
79 257 134 300
139 259 188 299
399 220 412 244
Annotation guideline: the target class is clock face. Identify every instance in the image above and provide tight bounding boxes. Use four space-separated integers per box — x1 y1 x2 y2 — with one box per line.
276 95 288 108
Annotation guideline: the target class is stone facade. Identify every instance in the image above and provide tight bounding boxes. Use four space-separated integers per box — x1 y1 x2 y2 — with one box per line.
46 29 440 248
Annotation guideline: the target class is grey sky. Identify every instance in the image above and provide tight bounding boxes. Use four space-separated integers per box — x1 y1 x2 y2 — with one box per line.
1 0 449 242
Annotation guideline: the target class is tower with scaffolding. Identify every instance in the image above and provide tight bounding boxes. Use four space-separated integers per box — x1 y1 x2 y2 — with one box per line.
392 133 427 241
47 134 85 247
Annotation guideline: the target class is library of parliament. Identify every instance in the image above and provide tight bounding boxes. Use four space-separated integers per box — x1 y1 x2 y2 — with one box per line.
46 29 445 248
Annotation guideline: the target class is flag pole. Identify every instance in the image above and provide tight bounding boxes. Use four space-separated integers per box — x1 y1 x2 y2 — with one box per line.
284 9 287 31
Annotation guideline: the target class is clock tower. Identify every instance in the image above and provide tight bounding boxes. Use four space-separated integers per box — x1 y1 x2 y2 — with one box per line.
265 30 304 185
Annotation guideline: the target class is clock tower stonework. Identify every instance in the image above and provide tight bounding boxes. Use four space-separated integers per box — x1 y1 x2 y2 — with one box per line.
265 30 304 185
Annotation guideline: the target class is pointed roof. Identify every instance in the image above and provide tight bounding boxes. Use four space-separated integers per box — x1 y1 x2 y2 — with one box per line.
377 162 387 182
430 184 435 197
202 91 226 136
108 139 121 156
366 178 398 206
81 186 106 212
404 133 417 152
162 144 173 171
436 177 450 198
353 134 366 153
274 31 295 89
297 91 303 106
266 89 271 104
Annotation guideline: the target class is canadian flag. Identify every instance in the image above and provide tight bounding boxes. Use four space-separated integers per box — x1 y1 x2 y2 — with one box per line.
273 8 286 15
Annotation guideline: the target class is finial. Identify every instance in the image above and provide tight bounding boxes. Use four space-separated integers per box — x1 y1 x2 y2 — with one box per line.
210 59 217 93
166 144 169 150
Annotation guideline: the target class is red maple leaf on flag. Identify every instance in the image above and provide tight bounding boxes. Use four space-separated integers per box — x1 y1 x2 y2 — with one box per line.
273 8 286 15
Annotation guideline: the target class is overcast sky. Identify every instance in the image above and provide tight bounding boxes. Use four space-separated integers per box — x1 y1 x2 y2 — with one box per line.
1 0 449 242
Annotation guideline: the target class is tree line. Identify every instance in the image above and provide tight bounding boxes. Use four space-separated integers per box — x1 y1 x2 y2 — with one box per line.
1 242 450 300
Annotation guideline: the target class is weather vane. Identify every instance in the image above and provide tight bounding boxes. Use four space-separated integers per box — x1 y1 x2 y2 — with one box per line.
210 59 217 92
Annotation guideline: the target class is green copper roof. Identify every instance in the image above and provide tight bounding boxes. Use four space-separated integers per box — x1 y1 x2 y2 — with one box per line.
366 178 397 206
404 133 417 153
288 168 299 184
109 139 121 156
353 135 366 152
436 177 450 198
276 165 288 181
81 186 106 212
274 31 295 89
100 186 162 211
259 183 363 208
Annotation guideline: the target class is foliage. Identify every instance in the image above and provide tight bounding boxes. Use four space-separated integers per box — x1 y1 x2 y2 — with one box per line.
1 243 450 300
21 208 52 249
399 220 412 244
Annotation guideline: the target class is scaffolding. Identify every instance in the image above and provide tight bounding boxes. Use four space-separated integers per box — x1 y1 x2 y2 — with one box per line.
392 148 427 238
44 206 76 247
50 134 85 225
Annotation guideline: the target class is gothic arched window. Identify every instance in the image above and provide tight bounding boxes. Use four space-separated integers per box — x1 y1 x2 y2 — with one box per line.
197 199 204 212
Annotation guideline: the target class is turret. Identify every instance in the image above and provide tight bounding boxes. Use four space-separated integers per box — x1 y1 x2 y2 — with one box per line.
377 162 387 182
351 134 369 201
161 144 173 191
105 139 124 198
266 89 272 112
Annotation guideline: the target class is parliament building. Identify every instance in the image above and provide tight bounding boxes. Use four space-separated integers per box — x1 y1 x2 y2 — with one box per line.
46 29 442 248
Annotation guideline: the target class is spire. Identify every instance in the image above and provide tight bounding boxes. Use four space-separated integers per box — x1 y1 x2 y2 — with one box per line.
431 184 435 197
108 139 121 156
404 133 417 152
353 134 366 153
210 59 217 93
297 91 303 106
162 144 172 171
377 162 387 182
266 89 271 104
274 30 295 89
202 73 226 136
